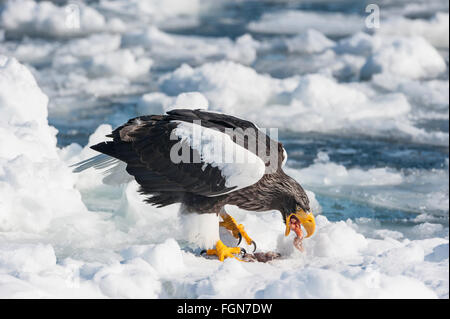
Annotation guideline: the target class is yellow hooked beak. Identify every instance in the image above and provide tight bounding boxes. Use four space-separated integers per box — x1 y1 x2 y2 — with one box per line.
285 209 316 238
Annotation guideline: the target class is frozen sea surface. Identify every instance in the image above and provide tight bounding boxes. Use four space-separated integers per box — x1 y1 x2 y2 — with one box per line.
0 0 448 298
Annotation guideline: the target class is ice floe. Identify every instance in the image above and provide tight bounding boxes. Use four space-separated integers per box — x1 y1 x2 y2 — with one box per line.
0 0 448 299
248 10 365 37
0 0 124 38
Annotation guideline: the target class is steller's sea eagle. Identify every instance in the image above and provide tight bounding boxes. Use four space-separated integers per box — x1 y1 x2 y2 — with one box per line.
73 109 316 261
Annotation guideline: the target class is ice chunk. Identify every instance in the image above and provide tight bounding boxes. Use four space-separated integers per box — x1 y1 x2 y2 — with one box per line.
93 259 161 298
160 61 296 114
0 244 56 273
285 29 335 54
378 13 449 49
123 27 258 65
0 0 122 38
361 36 447 80
98 0 202 27
137 91 209 115
0 56 98 235
121 239 184 277
248 10 365 37
87 49 153 79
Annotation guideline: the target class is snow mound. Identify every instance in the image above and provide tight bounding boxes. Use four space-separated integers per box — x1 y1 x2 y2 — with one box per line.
309 216 368 258
285 29 335 54
87 49 153 79
379 13 449 49
0 56 55 160
93 258 161 298
121 239 185 277
123 27 258 66
0 56 97 234
289 74 410 126
372 78 449 111
336 33 447 80
97 0 203 28
0 243 56 273
137 92 209 115
159 61 297 114
56 33 122 58
248 10 365 36
256 267 437 299
361 36 447 80
335 32 381 56
289 152 404 187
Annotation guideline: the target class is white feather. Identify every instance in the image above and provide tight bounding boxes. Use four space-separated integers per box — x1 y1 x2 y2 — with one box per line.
102 161 134 185
71 154 133 185
171 120 266 194
282 147 288 167
179 205 220 249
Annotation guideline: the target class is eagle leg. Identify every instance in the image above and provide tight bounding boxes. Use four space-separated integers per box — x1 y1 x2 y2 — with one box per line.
204 240 245 262
219 212 256 252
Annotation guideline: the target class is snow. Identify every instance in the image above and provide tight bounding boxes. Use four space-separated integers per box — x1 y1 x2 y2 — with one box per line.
56 33 122 58
137 92 209 115
97 0 203 28
123 27 258 66
361 36 447 80
0 0 448 300
378 13 449 49
160 61 291 114
0 95 447 296
248 10 365 37
336 32 448 82
285 29 335 54
290 152 404 187
0 243 56 273
0 0 123 38
120 239 185 277
87 49 153 79
173 92 209 110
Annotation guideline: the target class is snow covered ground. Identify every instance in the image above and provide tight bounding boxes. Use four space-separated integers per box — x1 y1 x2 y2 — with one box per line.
0 0 448 298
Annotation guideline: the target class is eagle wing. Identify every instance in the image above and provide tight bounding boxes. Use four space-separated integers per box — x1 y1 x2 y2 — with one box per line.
78 109 286 206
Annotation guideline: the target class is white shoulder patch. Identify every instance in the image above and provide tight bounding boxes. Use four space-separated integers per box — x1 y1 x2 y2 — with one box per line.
282 147 288 167
171 120 265 194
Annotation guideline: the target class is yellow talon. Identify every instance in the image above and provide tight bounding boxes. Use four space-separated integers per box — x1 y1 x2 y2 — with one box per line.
206 240 243 262
220 213 253 246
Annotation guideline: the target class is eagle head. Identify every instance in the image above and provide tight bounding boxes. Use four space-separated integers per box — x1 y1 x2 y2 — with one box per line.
277 174 316 248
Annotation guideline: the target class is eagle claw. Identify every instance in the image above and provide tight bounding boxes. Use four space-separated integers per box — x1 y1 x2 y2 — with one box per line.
220 213 256 252
203 240 244 262
250 240 257 253
237 233 242 246
237 235 257 253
